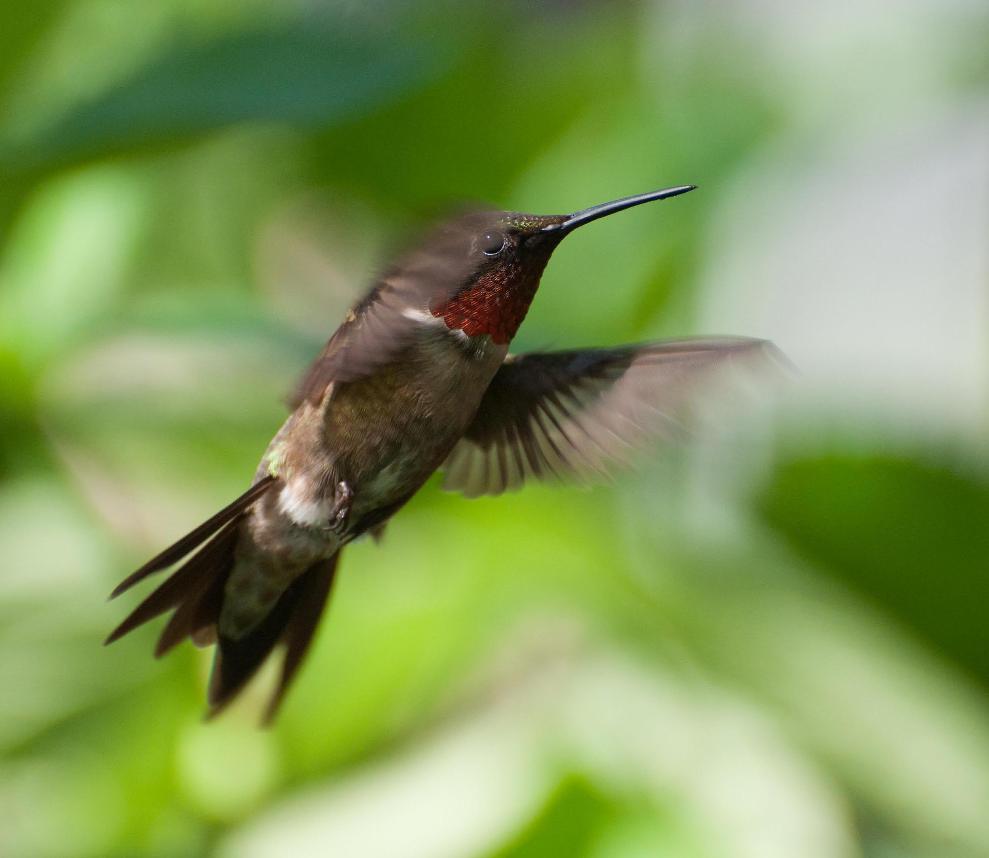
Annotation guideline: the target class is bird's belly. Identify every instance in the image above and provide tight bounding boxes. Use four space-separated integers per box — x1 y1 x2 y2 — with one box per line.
342 407 466 525
265 396 462 542
263 332 506 541
357 453 425 505
328 337 505 515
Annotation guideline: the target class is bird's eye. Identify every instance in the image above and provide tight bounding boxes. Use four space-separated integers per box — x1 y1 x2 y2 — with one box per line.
480 231 507 256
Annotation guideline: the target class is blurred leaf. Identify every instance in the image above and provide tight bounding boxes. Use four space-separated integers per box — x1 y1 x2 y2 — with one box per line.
0 23 457 175
0 2 65 105
486 774 621 858
758 449 989 686
0 166 148 367
486 772 693 858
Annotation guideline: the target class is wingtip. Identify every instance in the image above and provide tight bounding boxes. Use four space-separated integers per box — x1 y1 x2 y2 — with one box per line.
754 338 798 376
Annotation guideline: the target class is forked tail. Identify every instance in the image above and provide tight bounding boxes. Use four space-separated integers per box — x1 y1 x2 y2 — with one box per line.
105 476 340 721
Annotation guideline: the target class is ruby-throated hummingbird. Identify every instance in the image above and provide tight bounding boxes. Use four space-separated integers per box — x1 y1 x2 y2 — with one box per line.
107 185 776 721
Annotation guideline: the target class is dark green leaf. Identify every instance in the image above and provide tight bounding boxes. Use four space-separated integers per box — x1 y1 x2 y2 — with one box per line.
2 24 456 173
759 449 989 685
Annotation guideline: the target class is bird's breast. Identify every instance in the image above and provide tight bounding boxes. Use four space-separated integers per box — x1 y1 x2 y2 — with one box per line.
325 328 505 491
254 320 505 547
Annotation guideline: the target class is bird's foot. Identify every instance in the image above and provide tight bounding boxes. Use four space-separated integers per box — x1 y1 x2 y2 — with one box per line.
327 480 353 534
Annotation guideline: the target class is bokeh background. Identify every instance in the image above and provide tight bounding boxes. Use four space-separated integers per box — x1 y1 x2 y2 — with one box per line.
1 1 987 857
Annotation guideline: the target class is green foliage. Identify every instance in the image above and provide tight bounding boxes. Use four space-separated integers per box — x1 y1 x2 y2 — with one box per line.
760 451 989 684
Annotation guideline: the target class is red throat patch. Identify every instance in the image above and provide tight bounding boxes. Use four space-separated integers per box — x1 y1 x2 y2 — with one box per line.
430 264 543 344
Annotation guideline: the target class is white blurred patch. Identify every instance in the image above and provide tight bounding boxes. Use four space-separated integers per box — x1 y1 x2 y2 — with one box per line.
401 306 442 326
278 479 331 528
696 105 988 437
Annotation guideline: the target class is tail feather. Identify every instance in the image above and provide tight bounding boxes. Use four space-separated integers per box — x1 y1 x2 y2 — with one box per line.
207 554 340 720
189 578 224 647
154 590 205 658
265 556 338 723
104 520 239 646
154 547 233 657
109 476 275 599
107 476 339 720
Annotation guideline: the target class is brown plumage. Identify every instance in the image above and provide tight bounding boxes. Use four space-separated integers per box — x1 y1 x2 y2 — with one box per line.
292 209 507 405
106 185 782 720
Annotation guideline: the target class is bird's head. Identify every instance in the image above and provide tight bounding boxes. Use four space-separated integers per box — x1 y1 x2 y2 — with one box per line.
429 185 697 344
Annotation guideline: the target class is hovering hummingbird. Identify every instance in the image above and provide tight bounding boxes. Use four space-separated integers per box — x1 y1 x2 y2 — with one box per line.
106 185 776 721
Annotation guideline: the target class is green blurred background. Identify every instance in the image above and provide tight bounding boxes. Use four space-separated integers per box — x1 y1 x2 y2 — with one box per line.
1 1 987 857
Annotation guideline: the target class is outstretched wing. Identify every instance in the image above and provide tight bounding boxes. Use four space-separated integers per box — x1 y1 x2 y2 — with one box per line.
291 209 499 407
442 337 781 497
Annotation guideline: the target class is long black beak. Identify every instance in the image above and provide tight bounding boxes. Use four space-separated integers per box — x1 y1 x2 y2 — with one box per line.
542 185 697 234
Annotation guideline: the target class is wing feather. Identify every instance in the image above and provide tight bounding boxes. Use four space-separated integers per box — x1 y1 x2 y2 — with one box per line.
291 210 500 407
442 337 782 497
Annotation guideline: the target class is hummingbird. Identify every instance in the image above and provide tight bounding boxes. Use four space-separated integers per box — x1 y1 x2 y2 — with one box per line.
106 185 776 721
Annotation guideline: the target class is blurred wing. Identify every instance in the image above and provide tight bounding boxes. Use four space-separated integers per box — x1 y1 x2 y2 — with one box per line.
291 209 499 407
442 337 781 497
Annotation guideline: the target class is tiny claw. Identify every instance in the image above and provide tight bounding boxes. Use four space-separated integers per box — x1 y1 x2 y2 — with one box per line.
328 480 353 533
